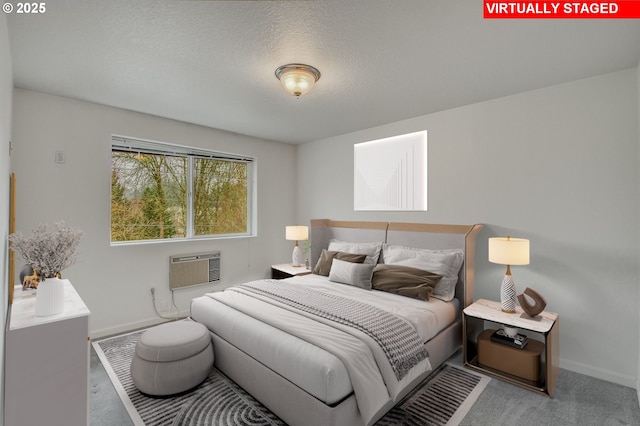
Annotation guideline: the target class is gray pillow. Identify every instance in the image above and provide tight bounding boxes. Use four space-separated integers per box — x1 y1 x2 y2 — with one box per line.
312 249 367 276
327 240 383 264
382 244 463 301
328 259 376 290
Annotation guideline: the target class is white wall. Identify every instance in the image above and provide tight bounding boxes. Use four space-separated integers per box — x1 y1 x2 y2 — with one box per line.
10 90 297 338
0 14 13 426
637 64 640 401
297 69 640 388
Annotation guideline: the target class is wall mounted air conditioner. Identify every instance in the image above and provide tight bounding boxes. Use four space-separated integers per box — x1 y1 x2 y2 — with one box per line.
169 251 220 290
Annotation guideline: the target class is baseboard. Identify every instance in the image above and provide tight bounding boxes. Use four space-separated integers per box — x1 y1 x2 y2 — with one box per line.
560 358 636 389
90 308 190 340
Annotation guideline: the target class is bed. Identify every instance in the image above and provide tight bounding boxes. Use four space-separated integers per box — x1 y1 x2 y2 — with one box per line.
190 219 482 426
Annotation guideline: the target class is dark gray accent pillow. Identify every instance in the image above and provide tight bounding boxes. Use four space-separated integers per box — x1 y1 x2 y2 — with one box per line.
312 250 368 276
372 264 442 301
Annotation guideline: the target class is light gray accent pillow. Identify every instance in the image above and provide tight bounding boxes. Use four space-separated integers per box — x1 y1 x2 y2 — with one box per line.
327 240 383 264
382 244 464 302
328 259 376 289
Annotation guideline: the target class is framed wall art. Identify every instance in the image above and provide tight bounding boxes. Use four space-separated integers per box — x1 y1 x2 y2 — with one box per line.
354 130 427 211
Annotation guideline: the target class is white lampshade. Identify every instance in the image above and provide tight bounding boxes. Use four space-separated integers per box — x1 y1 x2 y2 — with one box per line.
285 226 308 241
488 237 530 266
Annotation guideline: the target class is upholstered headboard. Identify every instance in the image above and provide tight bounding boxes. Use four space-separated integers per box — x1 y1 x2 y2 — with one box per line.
309 220 387 265
310 219 483 308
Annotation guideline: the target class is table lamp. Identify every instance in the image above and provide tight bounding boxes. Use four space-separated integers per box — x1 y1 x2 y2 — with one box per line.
286 225 308 267
488 236 530 314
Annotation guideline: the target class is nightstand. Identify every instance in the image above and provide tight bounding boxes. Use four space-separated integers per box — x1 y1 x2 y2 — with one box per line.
463 298 559 396
271 263 312 279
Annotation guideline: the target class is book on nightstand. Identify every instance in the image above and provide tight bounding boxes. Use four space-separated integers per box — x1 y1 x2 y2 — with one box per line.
490 329 529 349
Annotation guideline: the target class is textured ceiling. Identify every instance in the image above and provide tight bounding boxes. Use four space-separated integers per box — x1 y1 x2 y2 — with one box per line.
6 1 640 144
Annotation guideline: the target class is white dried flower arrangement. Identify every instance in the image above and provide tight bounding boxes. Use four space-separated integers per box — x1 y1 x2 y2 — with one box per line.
9 221 83 281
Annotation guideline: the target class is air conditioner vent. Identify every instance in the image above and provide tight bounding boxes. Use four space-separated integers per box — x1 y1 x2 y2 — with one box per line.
169 251 220 290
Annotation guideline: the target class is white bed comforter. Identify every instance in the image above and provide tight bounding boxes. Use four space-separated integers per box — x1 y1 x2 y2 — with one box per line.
205 276 439 426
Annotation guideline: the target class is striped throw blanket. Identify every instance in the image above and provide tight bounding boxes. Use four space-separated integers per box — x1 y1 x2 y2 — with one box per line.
231 279 428 380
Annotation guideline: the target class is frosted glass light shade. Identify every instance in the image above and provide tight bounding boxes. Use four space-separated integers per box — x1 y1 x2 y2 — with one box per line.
488 237 530 266
285 226 308 241
275 64 321 98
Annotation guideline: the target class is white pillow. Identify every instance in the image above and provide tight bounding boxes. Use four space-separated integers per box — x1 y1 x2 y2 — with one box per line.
382 244 464 302
327 240 383 264
328 259 375 290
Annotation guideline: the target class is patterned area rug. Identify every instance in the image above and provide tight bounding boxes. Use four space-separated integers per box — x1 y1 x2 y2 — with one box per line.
93 328 489 426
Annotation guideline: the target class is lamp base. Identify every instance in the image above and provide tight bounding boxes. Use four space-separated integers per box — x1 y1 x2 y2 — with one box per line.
500 274 517 313
292 245 304 267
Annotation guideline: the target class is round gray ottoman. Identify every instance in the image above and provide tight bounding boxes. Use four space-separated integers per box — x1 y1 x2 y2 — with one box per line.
130 320 213 396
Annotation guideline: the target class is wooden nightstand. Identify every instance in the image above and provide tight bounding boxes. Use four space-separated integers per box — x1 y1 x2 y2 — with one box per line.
463 298 559 396
271 263 312 279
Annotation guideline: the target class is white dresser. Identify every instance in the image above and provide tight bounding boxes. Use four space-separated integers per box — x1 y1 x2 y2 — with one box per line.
4 281 91 426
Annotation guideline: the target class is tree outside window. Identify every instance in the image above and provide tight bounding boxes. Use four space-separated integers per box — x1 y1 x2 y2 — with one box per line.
111 139 252 243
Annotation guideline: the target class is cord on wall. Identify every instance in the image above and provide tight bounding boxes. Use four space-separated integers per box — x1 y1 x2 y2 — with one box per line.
150 287 179 321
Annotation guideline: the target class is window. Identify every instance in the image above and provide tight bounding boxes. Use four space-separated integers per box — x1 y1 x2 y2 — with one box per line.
111 136 255 243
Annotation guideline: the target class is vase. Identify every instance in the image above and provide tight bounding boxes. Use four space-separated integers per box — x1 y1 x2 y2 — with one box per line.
35 277 66 316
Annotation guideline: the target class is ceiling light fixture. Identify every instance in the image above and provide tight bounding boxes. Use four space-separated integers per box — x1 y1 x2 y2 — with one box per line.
275 63 321 98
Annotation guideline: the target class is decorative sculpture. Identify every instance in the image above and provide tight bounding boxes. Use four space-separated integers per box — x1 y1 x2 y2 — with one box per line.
19 264 61 290
517 287 547 317
20 264 40 289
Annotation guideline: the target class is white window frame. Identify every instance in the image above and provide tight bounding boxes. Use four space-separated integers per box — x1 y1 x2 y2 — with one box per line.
110 135 257 245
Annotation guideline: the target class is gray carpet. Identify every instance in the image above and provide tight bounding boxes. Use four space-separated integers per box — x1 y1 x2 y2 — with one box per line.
93 330 488 426
458 366 640 426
